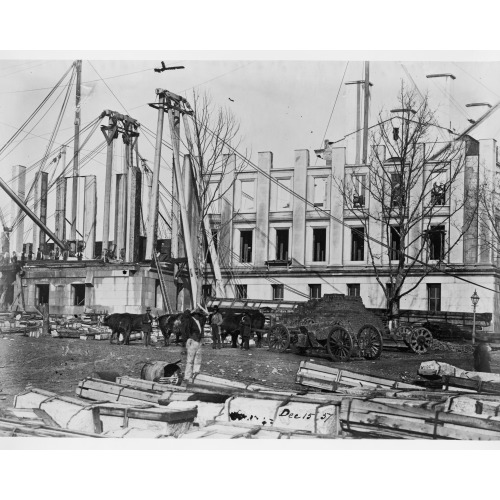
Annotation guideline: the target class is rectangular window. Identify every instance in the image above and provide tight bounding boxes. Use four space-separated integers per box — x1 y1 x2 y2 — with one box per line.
428 169 448 206
271 178 292 211
72 284 86 306
35 284 50 305
351 227 365 261
239 230 253 263
390 226 401 261
313 177 327 207
275 229 289 260
428 284 441 312
347 284 360 297
202 284 213 300
428 225 445 261
313 228 327 262
391 172 404 208
309 284 322 299
272 284 284 300
240 180 256 212
352 174 367 207
236 284 247 299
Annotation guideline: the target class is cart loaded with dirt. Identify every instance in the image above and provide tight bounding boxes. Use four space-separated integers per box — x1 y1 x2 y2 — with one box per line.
265 294 386 361
207 294 441 360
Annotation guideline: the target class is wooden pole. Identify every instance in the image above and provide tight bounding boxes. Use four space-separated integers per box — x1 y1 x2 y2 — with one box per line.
145 94 165 260
0 176 66 250
168 109 198 305
71 60 82 241
101 117 114 255
362 61 370 165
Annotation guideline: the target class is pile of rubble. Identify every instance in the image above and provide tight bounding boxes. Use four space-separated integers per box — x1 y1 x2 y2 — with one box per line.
1 358 500 439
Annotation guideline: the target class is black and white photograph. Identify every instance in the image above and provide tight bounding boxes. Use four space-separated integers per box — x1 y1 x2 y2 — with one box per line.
1 53 500 445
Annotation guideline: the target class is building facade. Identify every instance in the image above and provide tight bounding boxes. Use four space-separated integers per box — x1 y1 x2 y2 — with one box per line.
203 137 500 329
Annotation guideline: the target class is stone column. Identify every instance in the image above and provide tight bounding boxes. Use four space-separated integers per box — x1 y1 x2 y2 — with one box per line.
83 176 97 259
292 149 308 266
329 148 345 265
126 166 142 263
255 152 272 267
33 171 48 255
220 154 235 267
10 165 26 254
114 173 127 258
478 139 496 264
55 177 67 243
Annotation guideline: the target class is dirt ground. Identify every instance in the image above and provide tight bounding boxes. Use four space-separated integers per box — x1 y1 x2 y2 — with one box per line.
1 333 499 410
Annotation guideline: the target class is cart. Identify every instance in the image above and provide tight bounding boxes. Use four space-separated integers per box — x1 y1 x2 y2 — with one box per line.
265 294 385 362
383 323 434 355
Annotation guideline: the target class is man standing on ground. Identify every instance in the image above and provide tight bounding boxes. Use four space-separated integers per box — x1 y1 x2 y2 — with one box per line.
182 309 204 383
240 314 252 351
210 305 223 349
142 306 153 347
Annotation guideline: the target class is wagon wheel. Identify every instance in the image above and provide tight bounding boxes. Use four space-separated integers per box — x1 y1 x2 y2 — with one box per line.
326 326 353 362
408 327 433 355
397 325 413 347
357 324 383 360
268 324 290 352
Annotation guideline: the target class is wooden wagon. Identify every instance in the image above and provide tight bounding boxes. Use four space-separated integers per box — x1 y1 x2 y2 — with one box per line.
208 294 385 362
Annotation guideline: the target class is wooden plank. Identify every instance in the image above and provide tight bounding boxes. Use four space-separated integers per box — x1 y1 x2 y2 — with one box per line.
340 398 500 439
297 362 421 390
97 405 197 423
443 376 500 395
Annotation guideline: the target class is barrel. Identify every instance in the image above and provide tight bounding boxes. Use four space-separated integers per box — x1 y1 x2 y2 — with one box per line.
140 361 181 384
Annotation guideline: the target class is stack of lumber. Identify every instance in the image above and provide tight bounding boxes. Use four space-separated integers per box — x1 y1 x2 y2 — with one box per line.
0 419 107 438
0 316 41 334
339 398 500 440
77 377 227 426
14 386 197 437
0 404 105 438
296 361 422 391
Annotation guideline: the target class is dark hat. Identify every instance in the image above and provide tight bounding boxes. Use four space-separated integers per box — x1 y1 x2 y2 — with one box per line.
213 305 219 310
146 306 151 311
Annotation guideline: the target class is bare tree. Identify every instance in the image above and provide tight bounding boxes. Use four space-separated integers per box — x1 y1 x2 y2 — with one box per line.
181 90 248 305
335 83 477 329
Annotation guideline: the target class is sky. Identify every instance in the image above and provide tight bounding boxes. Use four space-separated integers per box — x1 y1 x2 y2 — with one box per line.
2 54 500 242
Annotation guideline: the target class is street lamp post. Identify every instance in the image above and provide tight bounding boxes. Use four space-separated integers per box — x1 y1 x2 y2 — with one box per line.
471 290 480 344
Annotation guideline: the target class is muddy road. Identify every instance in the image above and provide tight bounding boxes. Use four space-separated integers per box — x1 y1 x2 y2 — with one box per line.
1 333 499 409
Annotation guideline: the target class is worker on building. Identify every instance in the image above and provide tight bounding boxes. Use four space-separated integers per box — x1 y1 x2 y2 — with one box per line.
54 247 60 260
49 248 55 259
27 249 33 261
142 306 154 347
11 251 17 264
76 249 83 261
181 308 204 383
3 251 10 264
120 248 126 261
210 305 223 349
240 313 252 350
20 251 26 264
36 247 43 260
